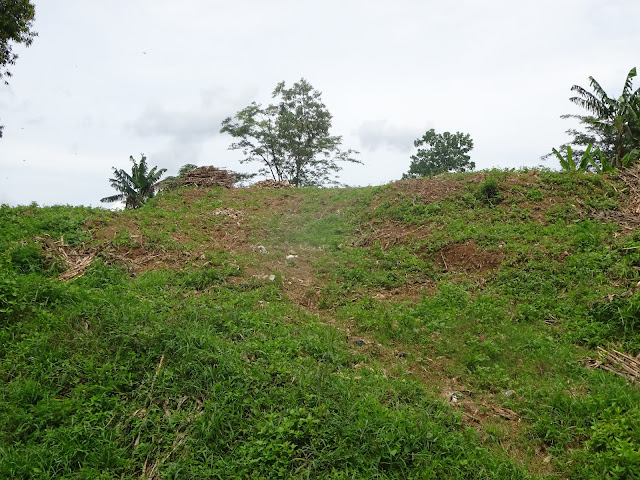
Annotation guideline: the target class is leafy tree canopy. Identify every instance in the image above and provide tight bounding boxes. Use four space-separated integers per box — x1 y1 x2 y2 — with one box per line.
553 67 640 168
403 129 474 179
100 154 167 210
161 164 199 189
221 78 359 187
0 0 36 82
0 0 37 137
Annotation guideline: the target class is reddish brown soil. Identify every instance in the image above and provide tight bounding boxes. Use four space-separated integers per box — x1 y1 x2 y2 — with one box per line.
89 218 142 242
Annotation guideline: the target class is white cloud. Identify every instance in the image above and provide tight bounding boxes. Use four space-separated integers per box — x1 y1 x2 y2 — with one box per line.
0 189 14 206
354 120 425 153
132 105 224 141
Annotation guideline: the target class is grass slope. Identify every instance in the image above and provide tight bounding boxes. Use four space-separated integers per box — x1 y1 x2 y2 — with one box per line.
1 169 640 479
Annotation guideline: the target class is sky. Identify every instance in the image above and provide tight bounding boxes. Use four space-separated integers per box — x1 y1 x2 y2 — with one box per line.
1 0 639 207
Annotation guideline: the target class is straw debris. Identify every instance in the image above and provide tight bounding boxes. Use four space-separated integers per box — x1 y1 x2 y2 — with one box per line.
584 347 640 383
176 166 235 189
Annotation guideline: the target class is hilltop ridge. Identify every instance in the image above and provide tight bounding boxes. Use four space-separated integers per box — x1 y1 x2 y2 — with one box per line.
2 169 640 479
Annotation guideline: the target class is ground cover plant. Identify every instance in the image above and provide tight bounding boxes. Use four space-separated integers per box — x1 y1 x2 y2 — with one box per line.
2 168 640 479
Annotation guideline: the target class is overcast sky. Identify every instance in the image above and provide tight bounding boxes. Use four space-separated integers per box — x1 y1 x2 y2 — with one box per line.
1 0 639 207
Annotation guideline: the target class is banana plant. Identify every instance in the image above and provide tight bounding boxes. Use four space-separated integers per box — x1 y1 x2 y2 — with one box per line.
583 145 616 173
569 67 640 168
100 154 167 209
553 144 616 174
553 145 589 172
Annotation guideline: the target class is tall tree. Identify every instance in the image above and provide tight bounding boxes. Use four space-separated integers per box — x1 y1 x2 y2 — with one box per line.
100 155 167 209
556 67 640 167
221 78 359 187
403 129 474 178
0 0 37 138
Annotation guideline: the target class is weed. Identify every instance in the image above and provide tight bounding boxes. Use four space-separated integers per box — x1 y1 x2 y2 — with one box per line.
110 230 137 249
476 177 502 206
526 188 544 202
571 406 640 479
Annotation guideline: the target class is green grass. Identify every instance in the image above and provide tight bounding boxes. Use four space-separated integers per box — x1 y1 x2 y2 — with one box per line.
2 170 640 478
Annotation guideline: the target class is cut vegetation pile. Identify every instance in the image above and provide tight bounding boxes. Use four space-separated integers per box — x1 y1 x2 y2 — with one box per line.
35 234 96 281
585 347 640 383
2 169 640 479
175 165 235 189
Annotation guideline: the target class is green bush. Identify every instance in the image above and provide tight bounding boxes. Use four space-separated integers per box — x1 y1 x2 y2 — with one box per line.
475 177 501 205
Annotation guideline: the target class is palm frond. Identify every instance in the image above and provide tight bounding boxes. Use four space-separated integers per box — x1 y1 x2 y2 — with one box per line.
587 76 612 104
100 193 126 203
622 67 637 98
108 168 134 189
147 167 167 186
570 87 611 117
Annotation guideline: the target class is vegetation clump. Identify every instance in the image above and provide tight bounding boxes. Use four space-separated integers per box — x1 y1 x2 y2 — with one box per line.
475 176 501 205
403 128 474 179
166 165 235 189
0 0 37 137
100 154 166 209
552 67 640 170
221 78 360 187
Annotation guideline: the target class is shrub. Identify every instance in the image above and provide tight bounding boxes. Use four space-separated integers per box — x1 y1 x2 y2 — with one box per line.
475 177 501 205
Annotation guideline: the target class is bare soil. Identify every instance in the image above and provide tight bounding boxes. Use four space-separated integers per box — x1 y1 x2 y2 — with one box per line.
388 177 472 203
432 240 504 274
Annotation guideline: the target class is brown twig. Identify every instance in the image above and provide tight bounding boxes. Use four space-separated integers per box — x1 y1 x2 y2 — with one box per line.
150 353 165 391
440 251 449 270
588 347 640 383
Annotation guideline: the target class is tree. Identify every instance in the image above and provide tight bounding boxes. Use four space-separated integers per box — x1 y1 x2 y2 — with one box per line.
221 78 359 187
100 155 167 209
403 129 474 178
555 67 640 168
1 0 37 138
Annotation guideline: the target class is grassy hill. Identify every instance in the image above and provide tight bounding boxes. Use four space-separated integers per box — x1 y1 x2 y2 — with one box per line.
2 168 640 479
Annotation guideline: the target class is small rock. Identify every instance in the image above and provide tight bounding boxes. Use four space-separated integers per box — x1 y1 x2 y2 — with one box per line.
253 245 267 254
504 390 515 397
286 254 298 260
252 274 276 281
